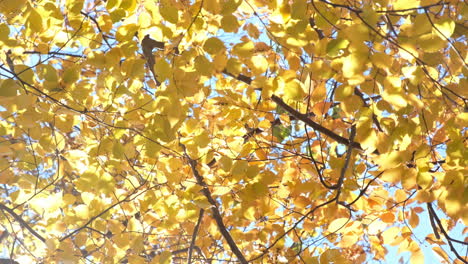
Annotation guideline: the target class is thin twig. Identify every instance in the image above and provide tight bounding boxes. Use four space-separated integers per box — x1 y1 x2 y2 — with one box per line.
187 209 204 264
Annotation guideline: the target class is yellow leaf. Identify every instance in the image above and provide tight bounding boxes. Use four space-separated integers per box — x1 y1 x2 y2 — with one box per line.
344 23 369 44
410 248 424 264
30 192 63 214
250 55 268 75
219 156 232 172
418 33 447 52
279 1 290 21
320 249 349 264
399 43 418 62
293 195 311 208
204 37 225 55
382 226 400 245
342 52 366 80
194 196 212 209
63 66 80 85
212 186 231 196
14 65 35 84
203 0 221 14
221 14 240 32
291 0 307 19
0 0 26 14
382 92 408 110
154 58 171 81
0 24 10 42
243 205 256 221
335 85 354 103
277 185 289 199
433 18 455 39
116 23 138 42
393 0 420 11
27 4 43 33
194 56 213 76
194 130 210 148
159 4 178 24
232 41 254 58
327 218 349 234
0 79 20 97
402 168 417 190
120 0 136 12
432 247 450 263
371 52 392 71
112 141 125 159
284 79 306 101
226 57 242 76
381 166 403 184
74 204 89 219
159 251 172 264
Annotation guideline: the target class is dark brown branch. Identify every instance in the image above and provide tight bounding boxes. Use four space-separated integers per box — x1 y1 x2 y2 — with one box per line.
0 259 19 264
427 203 468 263
427 203 440 239
172 246 204 256
23 50 86 58
184 153 248 264
220 68 377 153
353 87 383 132
187 209 204 264
309 18 325 39
222 70 252 85
335 124 356 203
271 95 363 150
0 203 46 243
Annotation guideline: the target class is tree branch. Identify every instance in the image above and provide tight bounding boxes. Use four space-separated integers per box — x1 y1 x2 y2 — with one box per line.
335 124 356 203
0 259 19 264
183 149 248 264
427 203 468 263
271 95 363 150
0 203 46 243
187 209 204 264
80 11 112 49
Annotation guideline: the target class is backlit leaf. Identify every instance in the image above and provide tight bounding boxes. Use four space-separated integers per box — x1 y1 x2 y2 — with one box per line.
204 37 225 55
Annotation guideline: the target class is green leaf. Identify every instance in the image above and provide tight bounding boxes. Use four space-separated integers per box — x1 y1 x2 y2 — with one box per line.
273 124 291 141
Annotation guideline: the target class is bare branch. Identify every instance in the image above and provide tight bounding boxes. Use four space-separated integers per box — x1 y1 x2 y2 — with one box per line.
335 124 356 203
271 95 364 151
187 209 204 264
183 147 248 264
0 203 45 243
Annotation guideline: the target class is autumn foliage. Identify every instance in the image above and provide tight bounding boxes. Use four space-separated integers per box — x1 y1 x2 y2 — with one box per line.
0 0 467 263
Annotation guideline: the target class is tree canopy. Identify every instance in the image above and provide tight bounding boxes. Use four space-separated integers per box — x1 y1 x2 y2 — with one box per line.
0 0 467 263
